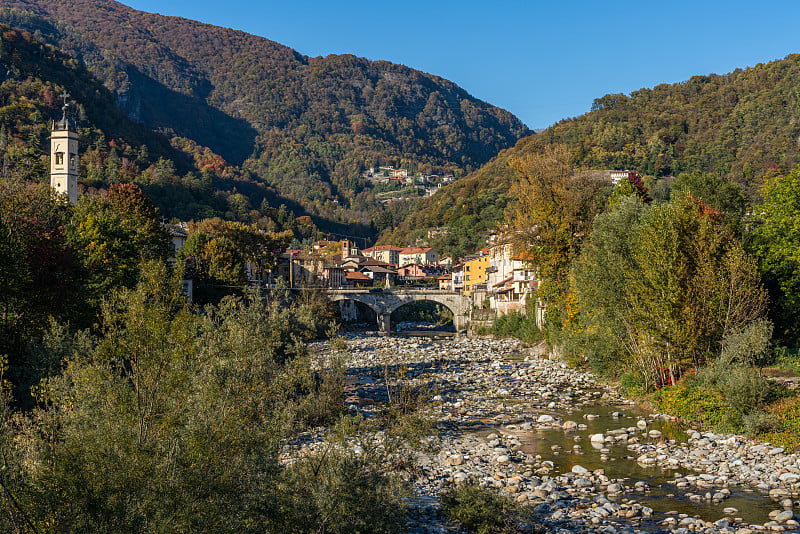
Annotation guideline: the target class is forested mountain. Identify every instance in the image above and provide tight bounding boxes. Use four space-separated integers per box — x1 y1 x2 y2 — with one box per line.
0 0 529 235
385 54 800 257
0 23 330 235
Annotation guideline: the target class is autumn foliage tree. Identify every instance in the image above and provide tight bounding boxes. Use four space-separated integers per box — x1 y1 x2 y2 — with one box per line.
179 218 293 303
0 179 81 391
507 144 610 340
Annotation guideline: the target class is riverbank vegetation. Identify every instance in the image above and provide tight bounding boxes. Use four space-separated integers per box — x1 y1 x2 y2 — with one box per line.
490 311 541 345
502 144 800 444
0 178 426 531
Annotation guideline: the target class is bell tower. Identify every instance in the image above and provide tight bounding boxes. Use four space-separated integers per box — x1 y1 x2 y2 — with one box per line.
50 91 78 204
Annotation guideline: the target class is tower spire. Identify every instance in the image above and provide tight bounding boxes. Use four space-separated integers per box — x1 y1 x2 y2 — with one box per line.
50 91 79 204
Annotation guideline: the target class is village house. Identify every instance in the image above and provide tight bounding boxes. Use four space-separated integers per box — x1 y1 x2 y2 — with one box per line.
462 252 490 296
399 246 438 267
277 250 346 288
396 263 446 280
438 273 452 290
277 250 319 287
361 245 403 266
312 239 360 259
486 244 539 315
359 264 396 287
345 271 372 287
451 264 464 292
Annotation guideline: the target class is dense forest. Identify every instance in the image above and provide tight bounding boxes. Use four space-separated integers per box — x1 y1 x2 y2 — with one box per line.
385 54 800 258
0 0 529 236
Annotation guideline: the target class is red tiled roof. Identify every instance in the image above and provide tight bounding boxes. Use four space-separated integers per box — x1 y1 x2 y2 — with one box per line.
363 245 404 252
346 271 371 280
493 276 513 288
512 251 536 261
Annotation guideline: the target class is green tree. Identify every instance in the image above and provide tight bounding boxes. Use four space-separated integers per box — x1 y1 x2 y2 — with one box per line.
748 165 800 343
569 196 767 389
68 183 170 305
671 170 748 227
0 179 82 398
567 196 648 376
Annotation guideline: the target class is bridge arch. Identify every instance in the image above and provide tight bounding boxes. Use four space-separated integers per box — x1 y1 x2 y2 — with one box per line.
328 294 384 317
327 290 471 333
386 294 462 317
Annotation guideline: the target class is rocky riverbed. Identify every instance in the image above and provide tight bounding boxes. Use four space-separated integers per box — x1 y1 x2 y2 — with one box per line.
307 334 800 534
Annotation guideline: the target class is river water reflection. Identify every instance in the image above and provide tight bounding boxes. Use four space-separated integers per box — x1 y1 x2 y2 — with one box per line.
508 403 775 526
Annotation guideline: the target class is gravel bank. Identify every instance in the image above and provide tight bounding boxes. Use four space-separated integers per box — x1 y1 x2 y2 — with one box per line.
307 334 800 534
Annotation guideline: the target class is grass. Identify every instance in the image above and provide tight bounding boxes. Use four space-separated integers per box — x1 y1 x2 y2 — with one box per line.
648 372 800 450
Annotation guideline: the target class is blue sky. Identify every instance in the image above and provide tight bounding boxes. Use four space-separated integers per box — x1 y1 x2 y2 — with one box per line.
124 0 800 130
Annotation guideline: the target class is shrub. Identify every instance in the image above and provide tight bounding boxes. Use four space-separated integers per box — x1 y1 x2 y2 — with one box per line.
760 395 800 450
441 482 518 534
491 311 541 345
381 364 435 448
697 320 775 425
278 434 407 533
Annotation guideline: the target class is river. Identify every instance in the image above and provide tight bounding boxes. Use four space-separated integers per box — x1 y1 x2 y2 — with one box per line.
313 333 800 533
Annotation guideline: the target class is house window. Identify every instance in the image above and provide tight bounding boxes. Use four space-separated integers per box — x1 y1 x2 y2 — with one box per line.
69 153 77 168
55 152 64 165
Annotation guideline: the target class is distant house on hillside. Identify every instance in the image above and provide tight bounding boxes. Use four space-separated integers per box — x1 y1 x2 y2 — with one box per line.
164 223 189 256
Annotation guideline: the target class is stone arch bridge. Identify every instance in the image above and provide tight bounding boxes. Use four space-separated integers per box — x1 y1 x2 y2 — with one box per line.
327 289 472 333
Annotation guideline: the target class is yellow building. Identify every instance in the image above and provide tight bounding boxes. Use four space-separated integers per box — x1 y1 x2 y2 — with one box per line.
463 253 490 295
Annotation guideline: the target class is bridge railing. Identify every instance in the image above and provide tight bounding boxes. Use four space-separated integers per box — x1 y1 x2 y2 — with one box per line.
327 288 462 295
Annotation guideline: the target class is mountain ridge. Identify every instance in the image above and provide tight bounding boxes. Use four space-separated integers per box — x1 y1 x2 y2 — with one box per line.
383 53 800 257
0 0 529 235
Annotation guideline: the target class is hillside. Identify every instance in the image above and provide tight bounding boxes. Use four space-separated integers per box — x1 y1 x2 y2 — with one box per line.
380 136 538 258
0 0 529 235
0 23 330 232
385 54 800 256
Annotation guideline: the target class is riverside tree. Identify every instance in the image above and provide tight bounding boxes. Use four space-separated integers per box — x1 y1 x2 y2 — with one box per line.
568 194 767 390
748 165 800 344
0 262 406 532
68 183 171 307
507 144 610 342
